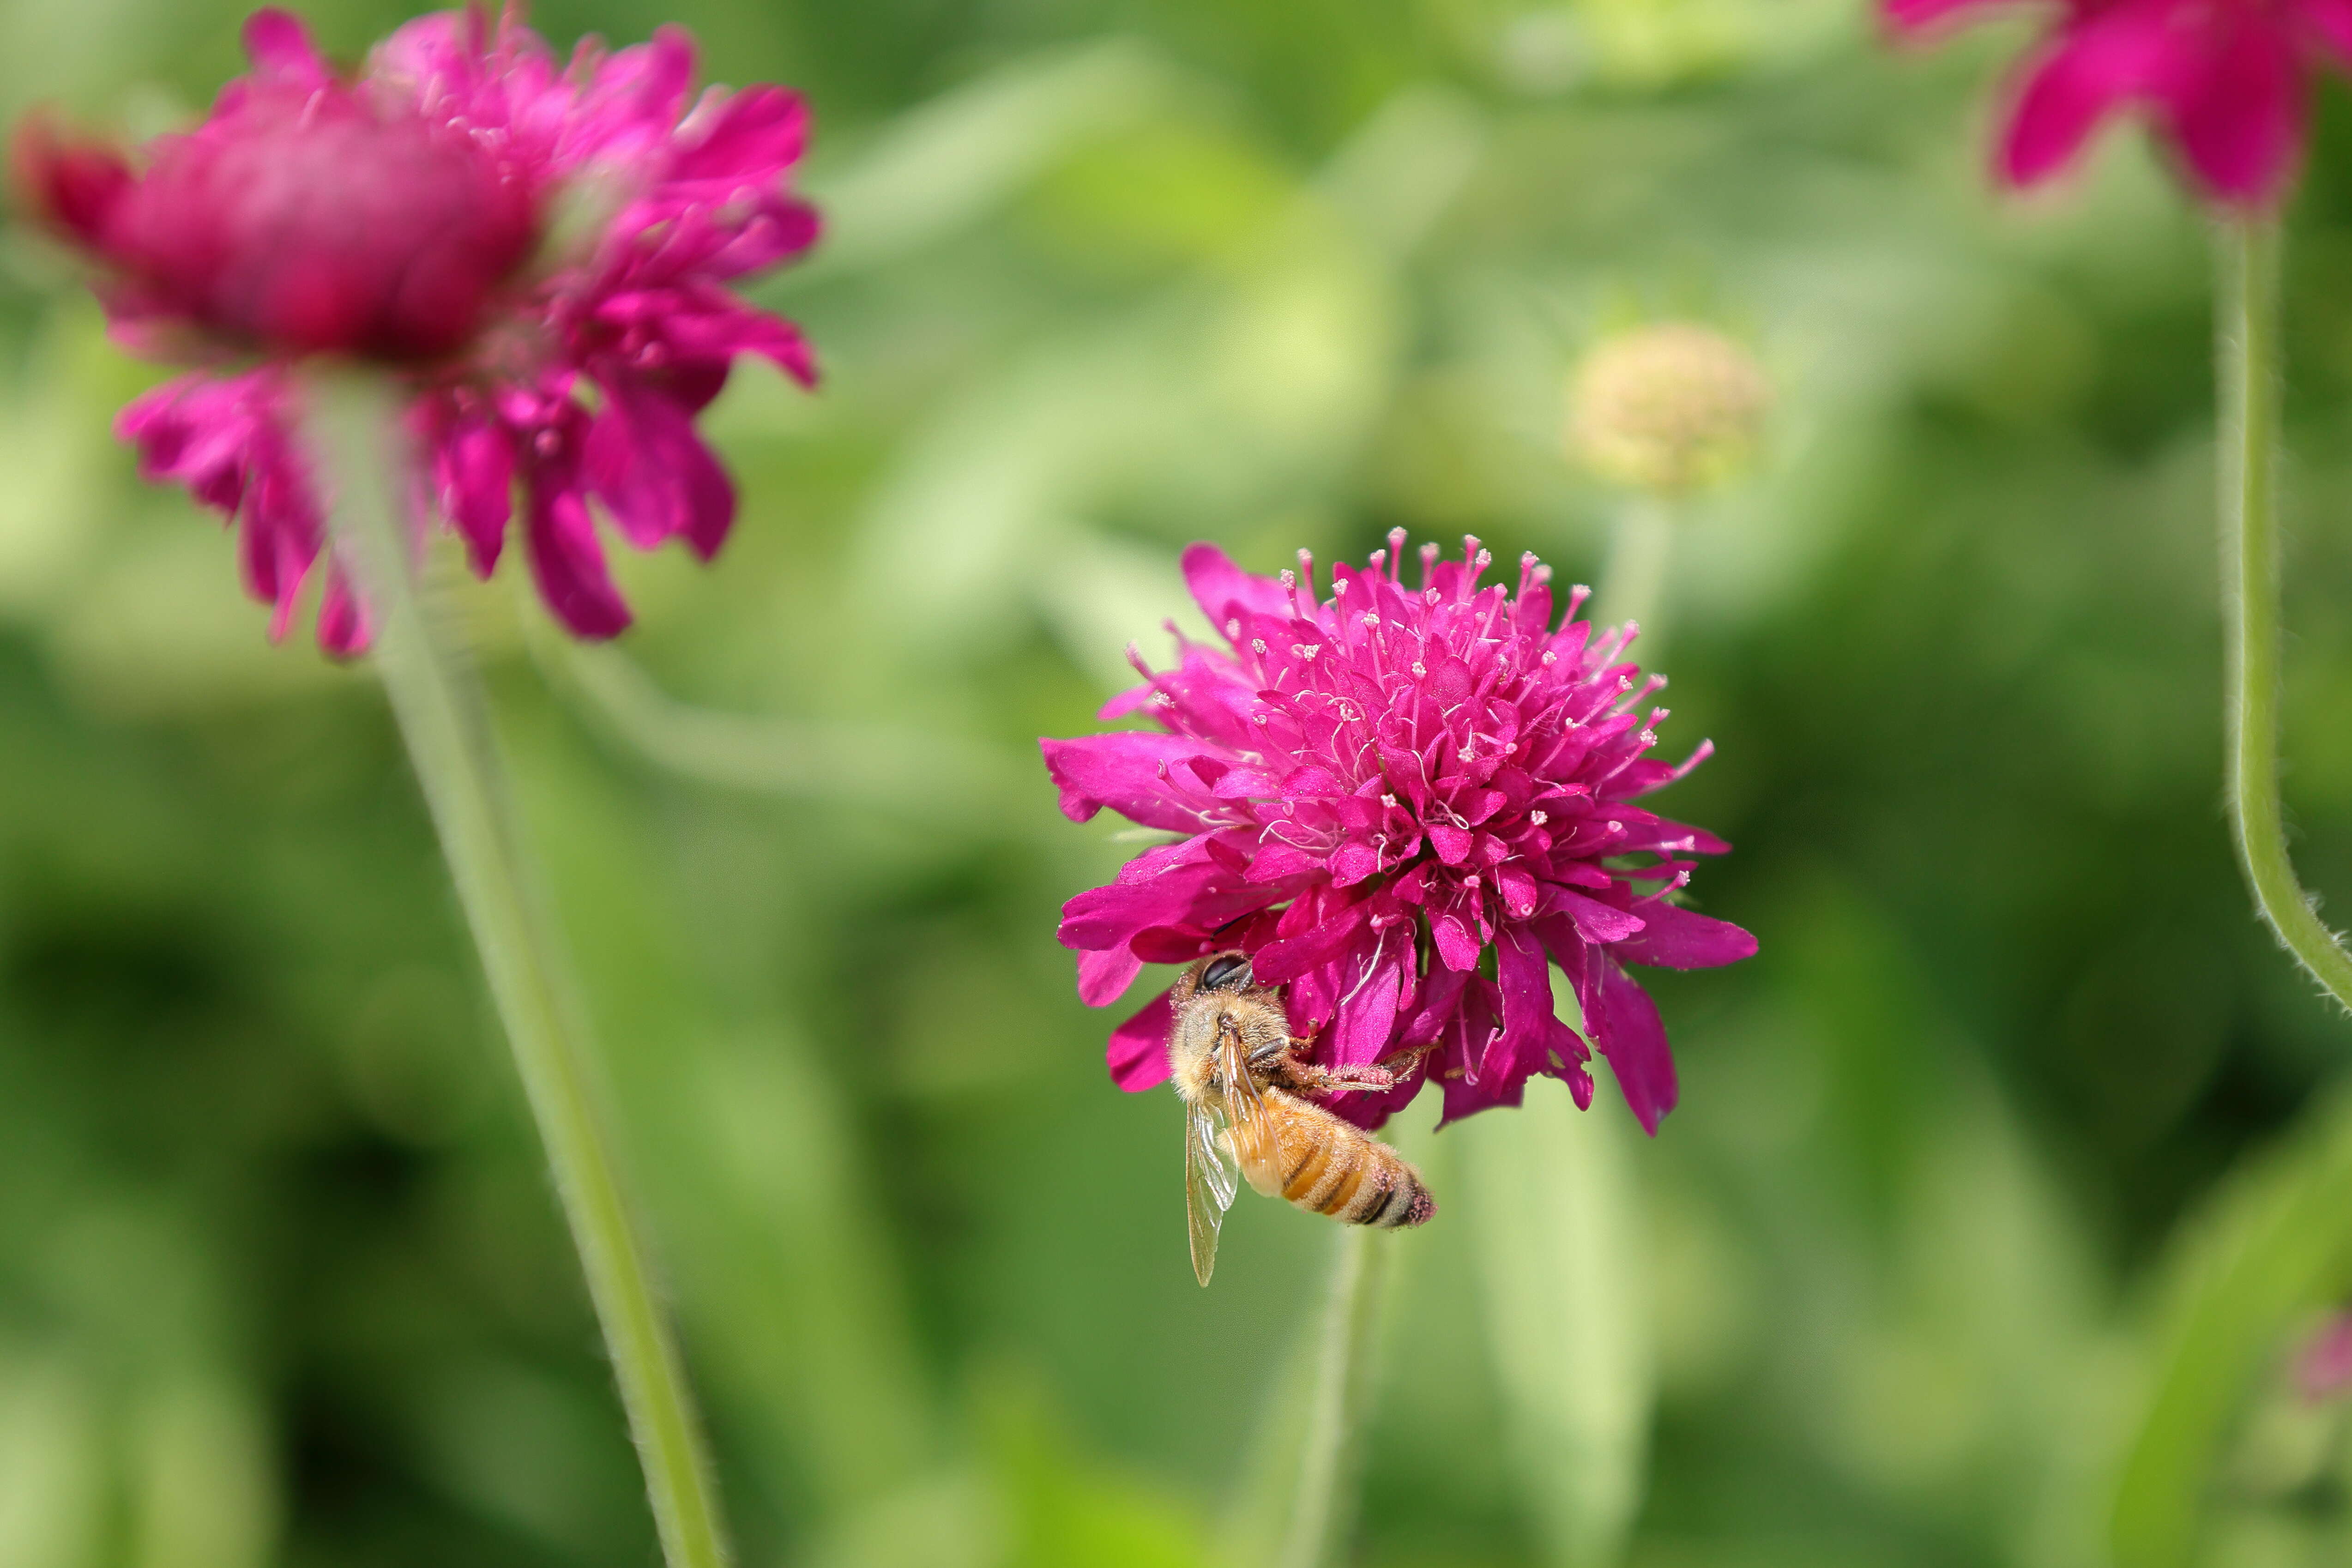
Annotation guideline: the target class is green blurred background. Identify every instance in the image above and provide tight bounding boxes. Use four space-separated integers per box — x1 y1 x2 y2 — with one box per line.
12 1 2352 1564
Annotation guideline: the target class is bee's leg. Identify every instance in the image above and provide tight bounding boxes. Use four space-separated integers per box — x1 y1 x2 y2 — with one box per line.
1277 1053 1398 1096
1370 1042 1438 1077
1286 1042 1440 1095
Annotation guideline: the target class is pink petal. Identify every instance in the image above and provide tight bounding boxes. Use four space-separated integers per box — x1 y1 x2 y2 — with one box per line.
316 568 371 657
238 489 304 622
434 410 514 574
241 9 332 88
1430 910 1483 971
705 199 824 281
243 457 322 635
669 85 811 187
1489 925 1586 1097
637 292 818 385
1882 0 2012 32
1107 989 1176 1092
2303 0 2352 66
1612 903 1757 969
118 373 264 504
626 27 700 118
1182 543 1293 628
1057 841 1273 956
2299 1313 2352 1401
1038 732 1220 831
586 380 736 559
1436 976 1511 1125
1325 929 1407 1069
1591 959 1677 1134
1998 8 2177 187
1548 887 1646 943
1077 943 1145 1007
1251 901 1373 986
11 114 133 248
2159 7 2305 203
525 468 632 639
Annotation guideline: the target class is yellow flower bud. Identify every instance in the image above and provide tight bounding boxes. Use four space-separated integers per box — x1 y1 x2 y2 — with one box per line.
1564 322 1770 495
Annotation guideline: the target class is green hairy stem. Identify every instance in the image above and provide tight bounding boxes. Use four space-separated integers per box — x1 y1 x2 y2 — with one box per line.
2217 218 2352 1015
304 373 733 1568
1278 1226 1388 1568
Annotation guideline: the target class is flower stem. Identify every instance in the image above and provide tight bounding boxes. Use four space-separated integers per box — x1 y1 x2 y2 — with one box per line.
2217 217 2352 1014
523 619 1028 817
1278 1226 1388 1568
1598 495 1674 660
302 372 732 1568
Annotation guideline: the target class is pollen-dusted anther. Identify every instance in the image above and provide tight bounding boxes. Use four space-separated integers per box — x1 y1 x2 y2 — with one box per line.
1041 535 1755 1135
1566 321 1770 496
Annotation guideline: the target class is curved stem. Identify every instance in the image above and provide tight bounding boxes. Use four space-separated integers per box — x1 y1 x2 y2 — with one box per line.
303 373 732 1568
1278 1227 1388 1568
2218 217 2352 1013
525 621 1027 817
1597 495 1675 662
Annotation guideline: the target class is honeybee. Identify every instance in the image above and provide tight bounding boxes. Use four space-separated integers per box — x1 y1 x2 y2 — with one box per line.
1170 952 1435 1285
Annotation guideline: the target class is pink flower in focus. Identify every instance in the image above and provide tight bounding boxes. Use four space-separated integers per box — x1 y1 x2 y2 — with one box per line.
1043 536 1756 1134
1885 0 2352 205
14 7 818 652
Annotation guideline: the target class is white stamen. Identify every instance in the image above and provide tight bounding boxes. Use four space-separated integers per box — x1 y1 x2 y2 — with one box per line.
1530 811 1549 826
1252 639 1268 655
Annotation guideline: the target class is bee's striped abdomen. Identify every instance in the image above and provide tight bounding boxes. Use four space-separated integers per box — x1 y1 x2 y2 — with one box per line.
1265 1092 1435 1230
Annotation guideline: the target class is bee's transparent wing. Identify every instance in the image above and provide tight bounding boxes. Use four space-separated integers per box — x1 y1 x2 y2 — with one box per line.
1185 1099 1237 1286
1218 1028 1283 1197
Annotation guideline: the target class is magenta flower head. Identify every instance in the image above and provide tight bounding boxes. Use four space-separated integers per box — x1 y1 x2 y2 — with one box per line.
1886 0 2352 206
13 6 818 652
1043 536 1756 1134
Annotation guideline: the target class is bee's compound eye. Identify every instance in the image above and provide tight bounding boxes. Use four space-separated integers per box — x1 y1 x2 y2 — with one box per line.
1201 954 1252 991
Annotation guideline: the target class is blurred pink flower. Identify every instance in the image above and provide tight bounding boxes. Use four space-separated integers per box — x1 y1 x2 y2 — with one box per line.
1885 0 2352 205
15 7 818 652
2298 1310 2352 1400
1043 535 1755 1133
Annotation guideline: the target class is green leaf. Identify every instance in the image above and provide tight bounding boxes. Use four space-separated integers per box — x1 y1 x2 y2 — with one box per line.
2112 1080 2352 1568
